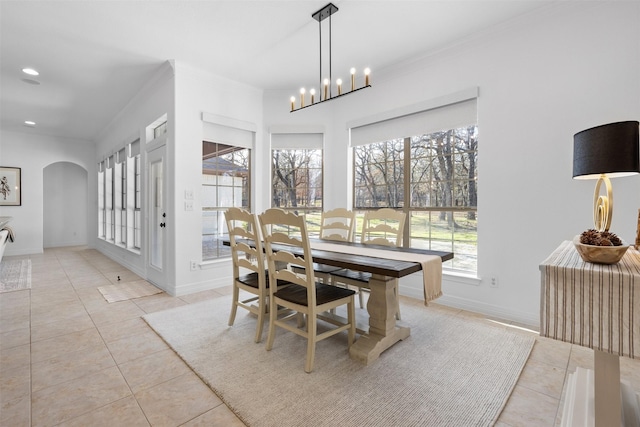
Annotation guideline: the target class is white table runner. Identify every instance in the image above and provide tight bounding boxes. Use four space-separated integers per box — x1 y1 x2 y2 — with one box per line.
310 241 443 305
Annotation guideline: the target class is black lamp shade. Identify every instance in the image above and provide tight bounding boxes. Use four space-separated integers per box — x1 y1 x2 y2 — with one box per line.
573 121 640 179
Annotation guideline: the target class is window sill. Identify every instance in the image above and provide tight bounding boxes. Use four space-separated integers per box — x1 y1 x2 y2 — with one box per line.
197 257 231 270
443 270 481 286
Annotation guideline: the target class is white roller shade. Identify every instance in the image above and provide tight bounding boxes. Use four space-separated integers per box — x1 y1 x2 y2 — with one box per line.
129 139 140 157
115 148 126 164
271 133 323 149
203 122 253 148
349 88 478 147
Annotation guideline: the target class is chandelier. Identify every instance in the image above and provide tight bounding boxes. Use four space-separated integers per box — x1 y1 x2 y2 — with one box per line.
290 3 371 112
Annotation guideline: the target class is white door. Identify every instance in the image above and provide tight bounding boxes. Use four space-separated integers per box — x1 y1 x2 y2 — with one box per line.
146 146 166 288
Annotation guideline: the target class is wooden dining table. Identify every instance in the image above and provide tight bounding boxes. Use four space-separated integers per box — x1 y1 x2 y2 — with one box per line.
224 238 453 364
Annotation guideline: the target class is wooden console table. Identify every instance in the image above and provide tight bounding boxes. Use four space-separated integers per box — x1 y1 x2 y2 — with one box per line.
540 240 640 426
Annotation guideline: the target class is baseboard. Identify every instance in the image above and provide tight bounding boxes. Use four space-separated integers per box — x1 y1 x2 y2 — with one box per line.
174 275 231 297
400 285 539 330
4 247 44 257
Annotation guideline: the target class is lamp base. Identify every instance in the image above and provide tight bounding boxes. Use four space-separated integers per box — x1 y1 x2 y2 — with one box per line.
593 174 612 232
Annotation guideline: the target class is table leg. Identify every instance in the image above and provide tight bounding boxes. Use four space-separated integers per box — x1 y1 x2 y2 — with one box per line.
349 274 410 365
594 349 621 427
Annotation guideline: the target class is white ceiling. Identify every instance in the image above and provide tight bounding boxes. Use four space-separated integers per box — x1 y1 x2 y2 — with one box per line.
0 0 555 141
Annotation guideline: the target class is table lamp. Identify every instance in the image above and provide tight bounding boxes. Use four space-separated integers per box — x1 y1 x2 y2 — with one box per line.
573 121 640 232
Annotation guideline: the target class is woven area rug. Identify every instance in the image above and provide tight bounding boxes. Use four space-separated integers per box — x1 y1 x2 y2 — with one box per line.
98 280 162 303
144 296 535 427
0 259 31 293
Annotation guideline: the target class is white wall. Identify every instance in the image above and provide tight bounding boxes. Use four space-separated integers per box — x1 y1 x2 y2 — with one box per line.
43 162 88 248
0 130 95 255
262 2 640 326
94 61 175 287
172 63 263 296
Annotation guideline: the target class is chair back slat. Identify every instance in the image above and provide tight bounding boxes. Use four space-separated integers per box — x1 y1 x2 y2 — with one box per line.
259 208 316 305
361 208 406 247
225 207 264 277
320 208 356 242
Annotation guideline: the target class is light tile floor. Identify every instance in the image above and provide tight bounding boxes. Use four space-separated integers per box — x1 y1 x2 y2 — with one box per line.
1 246 639 426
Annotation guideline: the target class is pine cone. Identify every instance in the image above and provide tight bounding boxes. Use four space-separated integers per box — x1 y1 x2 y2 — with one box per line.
580 229 623 246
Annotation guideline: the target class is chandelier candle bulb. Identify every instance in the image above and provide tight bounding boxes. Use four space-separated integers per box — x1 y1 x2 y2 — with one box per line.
300 88 305 108
324 78 329 100
290 96 295 111
365 68 371 86
350 68 356 91
310 88 316 104
336 78 342 95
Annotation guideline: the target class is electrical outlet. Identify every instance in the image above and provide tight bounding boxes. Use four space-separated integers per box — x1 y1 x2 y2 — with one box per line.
490 277 498 288
190 260 197 271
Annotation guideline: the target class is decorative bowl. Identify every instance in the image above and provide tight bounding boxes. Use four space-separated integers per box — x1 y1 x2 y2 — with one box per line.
573 235 629 264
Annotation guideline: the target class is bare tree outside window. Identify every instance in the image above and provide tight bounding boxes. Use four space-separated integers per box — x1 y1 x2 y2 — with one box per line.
354 125 478 272
271 148 323 235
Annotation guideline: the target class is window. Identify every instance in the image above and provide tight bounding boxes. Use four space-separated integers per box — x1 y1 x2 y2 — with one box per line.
120 159 127 245
153 121 167 139
97 139 141 253
270 132 324 236
202 141 250 261
98 161 105 238
105 156 115 241
133 153 141 249
351 92 478 273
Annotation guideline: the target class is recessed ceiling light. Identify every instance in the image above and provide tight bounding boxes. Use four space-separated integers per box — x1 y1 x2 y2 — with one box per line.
24 120 36 126
22 68 39 76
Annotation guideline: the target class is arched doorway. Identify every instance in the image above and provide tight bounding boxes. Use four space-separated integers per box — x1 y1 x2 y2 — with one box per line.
43 162 88 248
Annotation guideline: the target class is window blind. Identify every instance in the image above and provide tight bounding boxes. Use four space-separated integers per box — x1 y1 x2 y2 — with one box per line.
115 148 126 164
271 133 323 149
128 139 140 157
349 88 478 147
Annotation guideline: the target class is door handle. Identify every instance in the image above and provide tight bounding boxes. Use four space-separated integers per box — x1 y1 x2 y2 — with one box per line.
160 222 166 228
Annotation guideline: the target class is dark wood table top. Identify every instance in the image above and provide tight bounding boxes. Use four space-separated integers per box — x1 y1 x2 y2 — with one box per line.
224 238 453 279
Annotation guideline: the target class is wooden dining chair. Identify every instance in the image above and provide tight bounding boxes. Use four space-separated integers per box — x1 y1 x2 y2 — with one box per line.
259 208 356 373
292 208 356 283
225 207 290 343
330 208 406 319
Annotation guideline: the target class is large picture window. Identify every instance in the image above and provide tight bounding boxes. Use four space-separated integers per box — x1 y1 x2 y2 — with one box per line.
354 128 477 273
351 93 478 273
202 141 250 261
270 132 324 236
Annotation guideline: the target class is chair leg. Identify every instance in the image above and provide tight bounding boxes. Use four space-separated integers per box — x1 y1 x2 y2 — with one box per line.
305 317 317 373
228 285 239 326
297 312 306 329
254 293 266 343
394 284 401 321
266 297 277 351
347 298 356 346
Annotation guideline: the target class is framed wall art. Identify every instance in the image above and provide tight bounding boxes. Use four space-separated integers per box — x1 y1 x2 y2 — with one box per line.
0 167 21 206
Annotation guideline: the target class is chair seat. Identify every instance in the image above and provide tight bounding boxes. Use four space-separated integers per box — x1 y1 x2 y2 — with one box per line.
275 282 355 306
330 268 372 284
237 271 289 289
